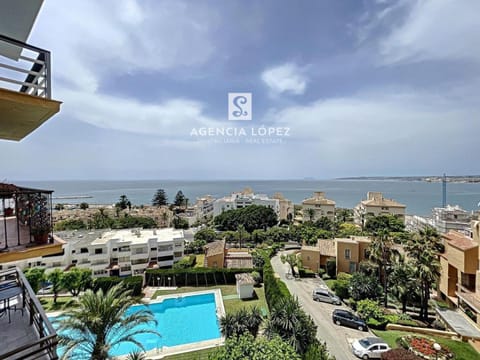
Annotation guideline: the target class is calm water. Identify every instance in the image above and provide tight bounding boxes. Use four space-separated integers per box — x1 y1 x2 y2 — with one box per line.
54 292 221 357
15 179 480 216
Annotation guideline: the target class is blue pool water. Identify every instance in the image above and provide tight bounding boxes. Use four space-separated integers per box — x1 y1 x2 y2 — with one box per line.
53 292 221 356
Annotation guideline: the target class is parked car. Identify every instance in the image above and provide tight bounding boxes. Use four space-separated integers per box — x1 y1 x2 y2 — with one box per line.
38 285 53 295
312 287 341 305
351 337 390 359
332 309 367 331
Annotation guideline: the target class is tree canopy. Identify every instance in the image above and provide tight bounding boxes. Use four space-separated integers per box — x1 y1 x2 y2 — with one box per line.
174 190 186 207
152 189 168 206
214 205 278 232
364 214 405 234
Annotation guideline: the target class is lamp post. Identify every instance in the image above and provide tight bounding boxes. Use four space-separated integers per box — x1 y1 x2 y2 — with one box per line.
168 276 171 287
156 277 160 287
433 342 441 360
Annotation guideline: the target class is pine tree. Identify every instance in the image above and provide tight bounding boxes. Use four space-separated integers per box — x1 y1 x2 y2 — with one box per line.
152 189 168 206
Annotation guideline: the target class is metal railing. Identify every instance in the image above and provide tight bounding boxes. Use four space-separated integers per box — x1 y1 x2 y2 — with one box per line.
0 267 58 359
0 34 51 99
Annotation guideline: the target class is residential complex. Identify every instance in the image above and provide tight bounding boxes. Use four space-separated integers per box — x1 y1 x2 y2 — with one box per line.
407 205 473 235
2 228 185 277
301 236 372 275
204 240 253 269
439 217 480 325
213 188 293 221
354 192 406 226
301 191 336 222
178 195 215 226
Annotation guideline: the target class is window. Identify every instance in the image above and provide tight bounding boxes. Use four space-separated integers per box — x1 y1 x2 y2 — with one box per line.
113 248 118 252
72 260 78 264
364 248 369 259
344 249 351 260
71 250 76 254
80 248 88 254
94 248 103 254
151 247 157 251
307 256 310 261
158 255 174 262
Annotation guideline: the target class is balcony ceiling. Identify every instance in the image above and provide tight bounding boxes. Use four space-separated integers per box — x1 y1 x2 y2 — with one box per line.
0 0 43 60
0 87 61 141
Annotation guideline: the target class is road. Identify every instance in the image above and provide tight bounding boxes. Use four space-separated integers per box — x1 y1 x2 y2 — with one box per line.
271 254 372 360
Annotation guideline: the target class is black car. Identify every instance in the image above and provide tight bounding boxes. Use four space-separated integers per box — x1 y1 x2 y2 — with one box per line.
332 309 367 331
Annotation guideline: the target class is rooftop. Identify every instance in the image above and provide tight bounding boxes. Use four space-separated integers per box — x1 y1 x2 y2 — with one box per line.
443 231 477 251
205 240 225 257
93 228 184 245
235 273 255 285
302 191 336 206
360 192 406 208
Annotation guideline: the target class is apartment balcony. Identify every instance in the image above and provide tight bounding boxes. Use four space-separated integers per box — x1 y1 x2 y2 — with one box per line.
0 184 64 264
0 34 61 141
0 267 58 359
130 252 149 261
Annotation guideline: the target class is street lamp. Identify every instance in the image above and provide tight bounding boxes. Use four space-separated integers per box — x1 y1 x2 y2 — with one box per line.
168 276 171 287
156 277 160 287
433 342 441 360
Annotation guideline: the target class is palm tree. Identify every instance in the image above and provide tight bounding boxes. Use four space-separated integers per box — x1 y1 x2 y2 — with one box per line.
368 229 399 307
405 227 441 321
126 351 146 360
55 284 159 360
305 208 315 222
390 257 417 313
265 297 316 354
245 306 263 337
220 307 263 339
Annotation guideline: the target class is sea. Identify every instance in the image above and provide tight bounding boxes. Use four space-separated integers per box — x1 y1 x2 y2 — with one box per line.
12 179 480 217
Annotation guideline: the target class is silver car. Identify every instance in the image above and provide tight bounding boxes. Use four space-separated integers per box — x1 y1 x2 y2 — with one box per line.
312 287 341 305
352 337 390 359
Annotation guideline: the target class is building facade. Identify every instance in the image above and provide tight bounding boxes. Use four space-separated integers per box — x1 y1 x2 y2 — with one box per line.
354 192 406 226
213 188 292 221
439 218 480 325
301 191 336 222
300 236 372 275
1 228 185 278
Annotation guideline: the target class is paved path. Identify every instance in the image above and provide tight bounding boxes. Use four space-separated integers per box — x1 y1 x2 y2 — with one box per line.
271 253 371 360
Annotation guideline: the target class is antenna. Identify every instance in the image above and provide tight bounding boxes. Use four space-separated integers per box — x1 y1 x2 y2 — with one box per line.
442 173 447 208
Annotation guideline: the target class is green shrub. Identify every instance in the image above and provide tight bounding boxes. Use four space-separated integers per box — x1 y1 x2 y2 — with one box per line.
263 254 290 310
94 275 143 297
333 273 351 299
366 318 388 330
357 299 384 320
326 258 336 278
173 255 197 269
299 268 316 278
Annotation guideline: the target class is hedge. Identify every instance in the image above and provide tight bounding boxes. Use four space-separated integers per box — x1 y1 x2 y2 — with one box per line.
93 276 143 297
145 267 262 287
263 254 290 311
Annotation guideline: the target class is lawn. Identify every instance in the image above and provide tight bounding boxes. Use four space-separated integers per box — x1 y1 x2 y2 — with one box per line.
324 279 336 289
40 296 76 312
163 347 218 360
373 330 480 360
195 254 205 268
152 284 268 314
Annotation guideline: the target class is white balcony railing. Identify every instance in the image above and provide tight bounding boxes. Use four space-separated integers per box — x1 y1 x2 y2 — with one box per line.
0 34 52 98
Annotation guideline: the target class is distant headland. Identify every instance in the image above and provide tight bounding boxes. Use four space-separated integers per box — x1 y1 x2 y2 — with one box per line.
336 176 480 183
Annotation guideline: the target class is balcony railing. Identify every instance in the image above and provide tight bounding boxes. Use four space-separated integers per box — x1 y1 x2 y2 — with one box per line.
0 267 58 359
0 34 51 99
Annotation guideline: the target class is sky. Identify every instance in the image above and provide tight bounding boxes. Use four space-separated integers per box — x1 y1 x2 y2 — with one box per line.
2 0 480 180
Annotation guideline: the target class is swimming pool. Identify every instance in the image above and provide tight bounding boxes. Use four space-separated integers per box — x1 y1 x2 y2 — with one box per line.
53 291 222 357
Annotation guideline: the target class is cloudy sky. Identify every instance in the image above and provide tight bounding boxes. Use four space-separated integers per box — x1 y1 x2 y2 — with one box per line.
2 0 480 180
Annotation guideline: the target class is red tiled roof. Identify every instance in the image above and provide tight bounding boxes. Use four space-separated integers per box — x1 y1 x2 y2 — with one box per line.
443 231 477 251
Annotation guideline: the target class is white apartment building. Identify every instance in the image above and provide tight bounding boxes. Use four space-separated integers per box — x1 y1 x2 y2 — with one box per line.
2 228 185 278
406 205 472 235
213 188 291 220
179 195 215 226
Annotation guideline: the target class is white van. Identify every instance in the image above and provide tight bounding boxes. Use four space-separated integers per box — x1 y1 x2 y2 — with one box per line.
312 288 341 305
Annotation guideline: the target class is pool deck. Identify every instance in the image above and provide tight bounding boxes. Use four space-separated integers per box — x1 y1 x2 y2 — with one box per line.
134 289 225 359
48 289 226 359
